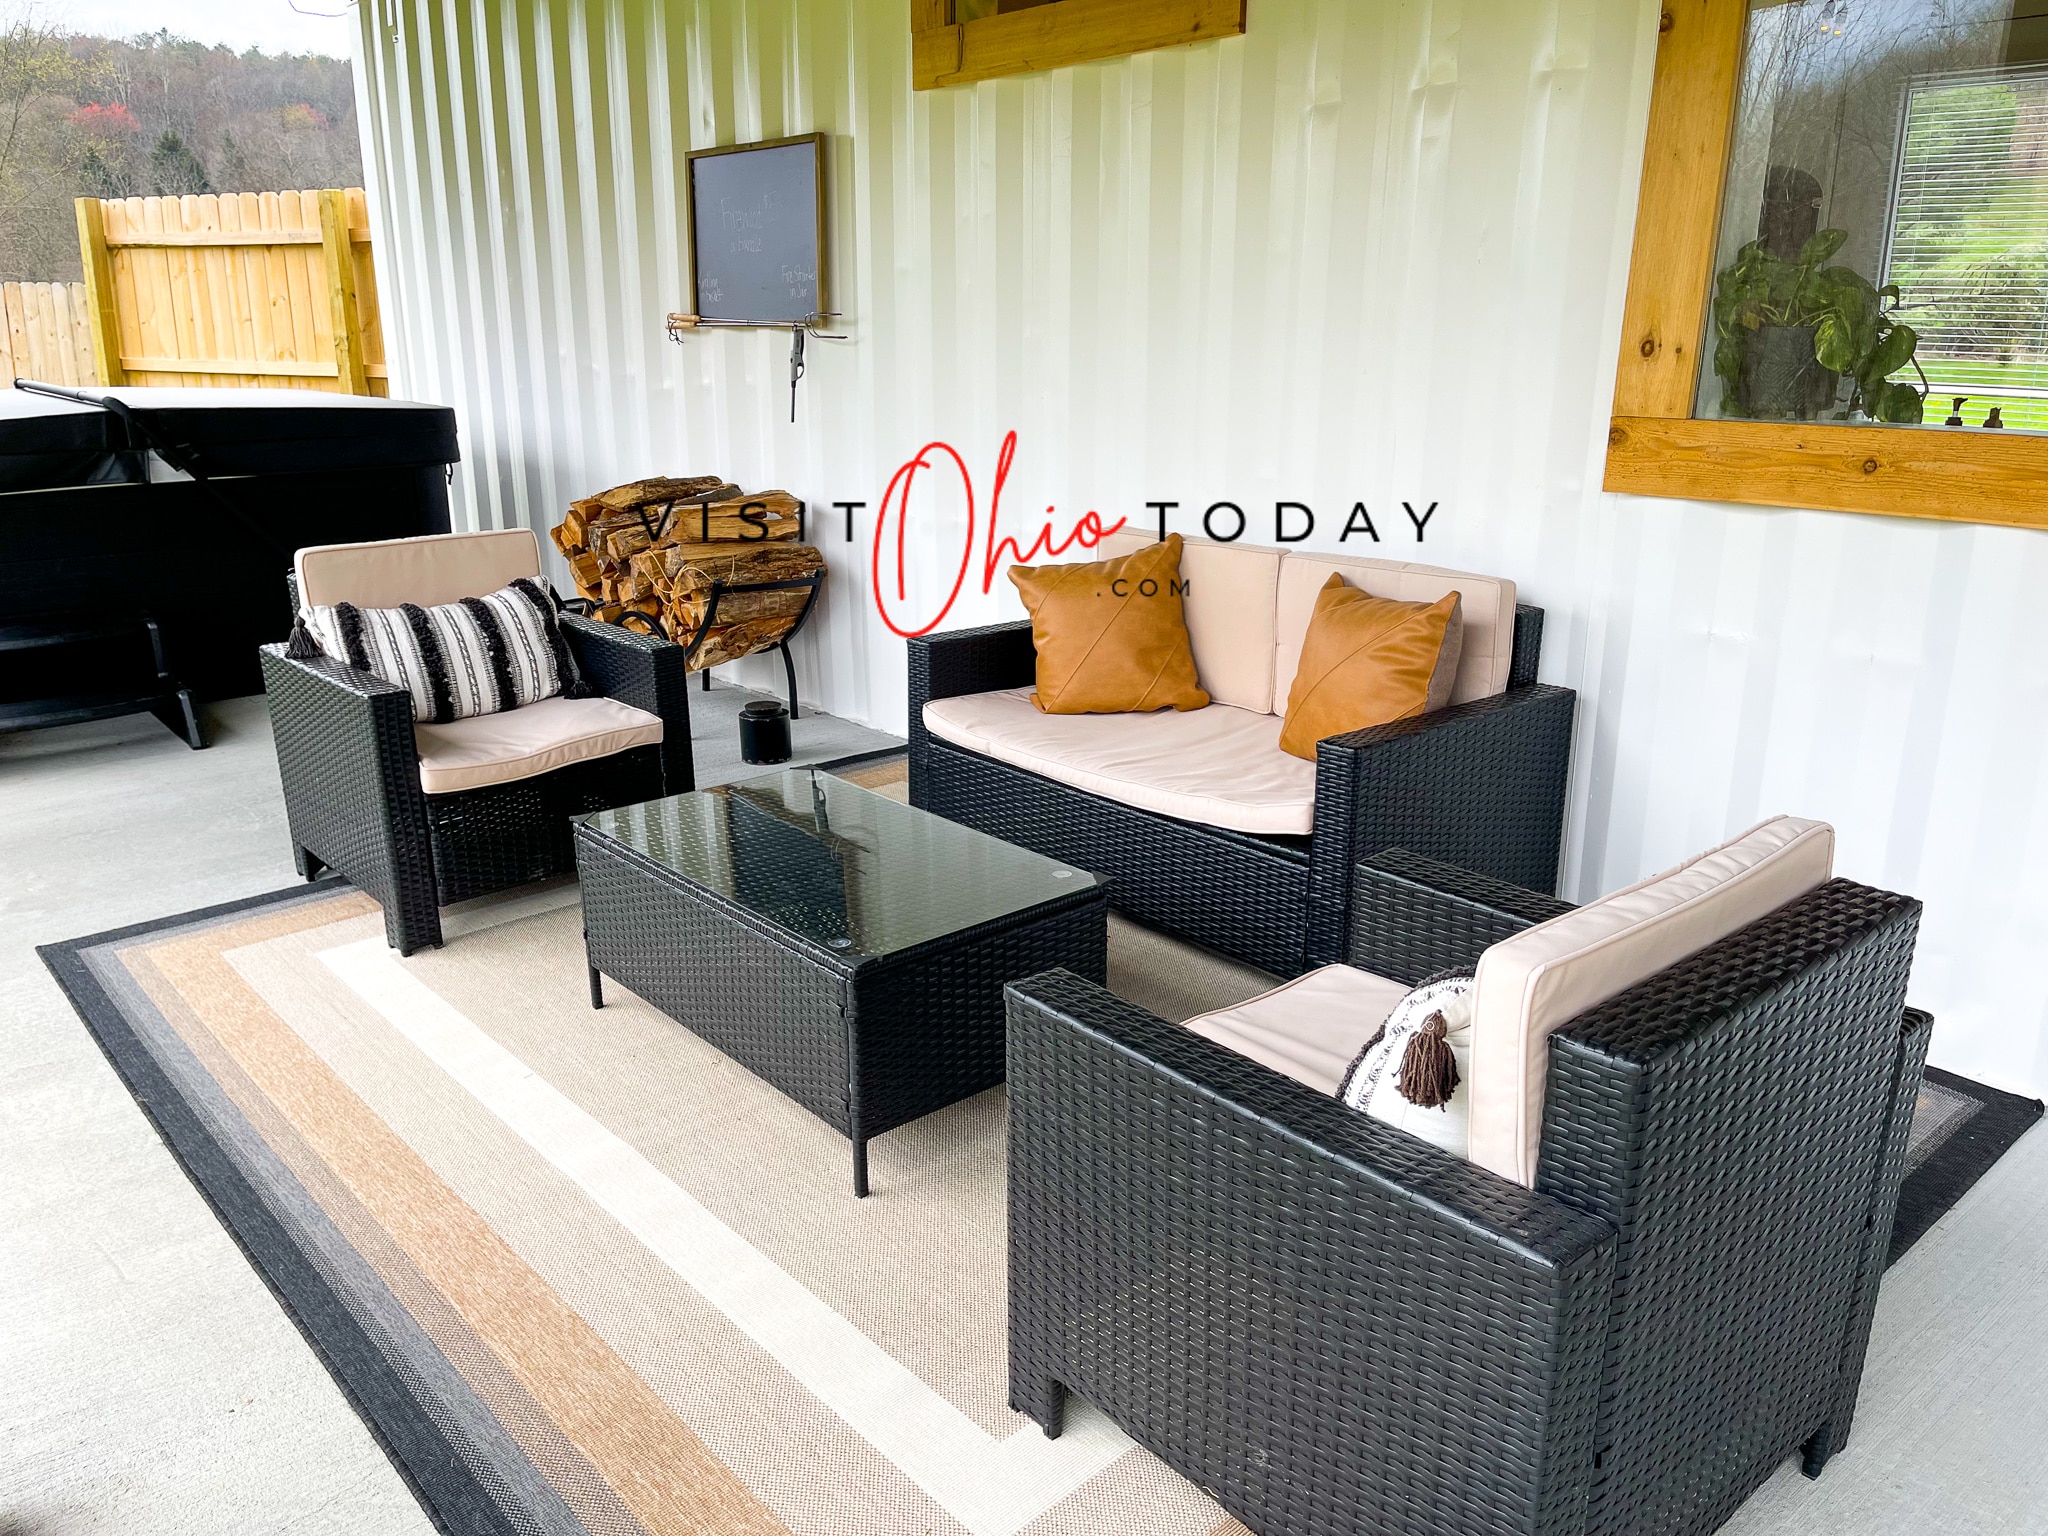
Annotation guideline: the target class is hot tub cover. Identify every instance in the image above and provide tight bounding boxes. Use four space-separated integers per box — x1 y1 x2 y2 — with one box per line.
0 386 458 493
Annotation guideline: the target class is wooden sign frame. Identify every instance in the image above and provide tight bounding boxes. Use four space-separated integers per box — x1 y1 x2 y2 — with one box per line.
684 133 829 326
910 0 1245 92
1604 0 2048 531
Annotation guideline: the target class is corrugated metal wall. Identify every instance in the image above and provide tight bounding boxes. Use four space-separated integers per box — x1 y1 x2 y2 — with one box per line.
356 0 2048 1098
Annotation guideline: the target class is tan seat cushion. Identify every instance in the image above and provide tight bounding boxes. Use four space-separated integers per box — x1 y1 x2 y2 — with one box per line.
921 687 1315 836
414 696 663 794
1008 534 1209 714
1468 816 1835 1187
298 528 545 611
1277 577 1463 760
1276 552 1515 709
1097 530 1281 712
1183 964 1410 1095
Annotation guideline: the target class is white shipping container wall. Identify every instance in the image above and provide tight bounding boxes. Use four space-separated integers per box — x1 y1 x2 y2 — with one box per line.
355 0 2048 1098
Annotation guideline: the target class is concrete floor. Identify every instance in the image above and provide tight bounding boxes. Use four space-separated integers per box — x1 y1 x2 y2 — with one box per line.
2 695 2044 1535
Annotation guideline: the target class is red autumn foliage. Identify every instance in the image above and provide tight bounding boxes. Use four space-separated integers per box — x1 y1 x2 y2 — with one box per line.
67 102 141 135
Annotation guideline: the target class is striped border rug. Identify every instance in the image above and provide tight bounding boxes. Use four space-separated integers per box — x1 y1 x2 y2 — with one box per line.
40 877 1250 1536
37 787 2034 1534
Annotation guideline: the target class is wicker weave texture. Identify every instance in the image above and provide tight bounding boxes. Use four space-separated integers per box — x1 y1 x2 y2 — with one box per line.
1815 1004 1931 1468
263 609 695 955
576 822 1109 1189
1006 968 1616 1536
261 644 440 952
1007 869 1925 1536
578 832 854 1128
1305 682 1577 962
425 746 664 906
906 618 1576 978
921 739 1311 975
1349 845 1577 983
1537 879 1924 1536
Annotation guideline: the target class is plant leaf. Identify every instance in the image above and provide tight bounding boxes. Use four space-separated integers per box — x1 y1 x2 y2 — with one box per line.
1799 228 1849 266
1865 323 1917 381
1877 383 1925 425
1814 314 1858 372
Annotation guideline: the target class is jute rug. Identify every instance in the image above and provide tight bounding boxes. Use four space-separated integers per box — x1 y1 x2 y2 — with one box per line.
38 754 2037 1534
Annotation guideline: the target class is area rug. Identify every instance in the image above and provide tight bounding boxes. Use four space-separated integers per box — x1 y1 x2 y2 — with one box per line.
36 830 1272 1536
38 752 2038 1536
1890 1065 2044 1262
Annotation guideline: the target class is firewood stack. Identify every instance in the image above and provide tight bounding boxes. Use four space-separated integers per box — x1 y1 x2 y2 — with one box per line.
550 476 824 669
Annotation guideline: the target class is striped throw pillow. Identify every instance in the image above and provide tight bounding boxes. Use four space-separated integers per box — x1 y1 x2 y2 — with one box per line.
303 578 590 724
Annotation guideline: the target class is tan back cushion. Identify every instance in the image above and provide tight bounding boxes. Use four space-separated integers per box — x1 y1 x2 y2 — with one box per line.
1099 530 1280 712
1008 534 1209 714
297 529 543 611
1277 578 1463 759
1275 553 1515 710
1467 817 1835 1187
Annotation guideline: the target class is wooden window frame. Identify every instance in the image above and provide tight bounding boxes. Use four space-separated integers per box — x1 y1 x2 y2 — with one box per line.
1605 0 2048 532
911 0 1245 93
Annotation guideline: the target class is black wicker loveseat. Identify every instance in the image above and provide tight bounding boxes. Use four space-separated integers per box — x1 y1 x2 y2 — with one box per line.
262 529 693 954
908 533 1575 976
1005 829 1927 1536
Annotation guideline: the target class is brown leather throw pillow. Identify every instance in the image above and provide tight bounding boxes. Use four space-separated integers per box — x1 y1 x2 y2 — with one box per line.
1278 575 1463 759
1008 534 1210 715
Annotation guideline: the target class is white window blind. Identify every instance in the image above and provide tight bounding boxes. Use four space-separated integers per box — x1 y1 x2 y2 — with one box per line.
1885 67 2048 377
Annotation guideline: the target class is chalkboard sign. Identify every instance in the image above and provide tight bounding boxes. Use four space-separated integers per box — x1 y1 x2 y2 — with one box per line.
685 134 827 325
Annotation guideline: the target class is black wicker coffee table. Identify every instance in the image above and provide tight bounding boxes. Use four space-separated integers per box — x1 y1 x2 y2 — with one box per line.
574 768 1109 1195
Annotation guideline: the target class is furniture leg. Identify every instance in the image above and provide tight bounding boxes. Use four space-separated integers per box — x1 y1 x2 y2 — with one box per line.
294 845 325 881
779 641 801 719
1801 1424 1840 1479
588 963 604 1010
1010 1375 1068 1439
702 669 711 691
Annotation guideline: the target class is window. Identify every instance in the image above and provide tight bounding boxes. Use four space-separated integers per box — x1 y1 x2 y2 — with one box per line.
1694 1 2048 431
1885 66 2048 430
1605 0 2048 531
911 0 1244 92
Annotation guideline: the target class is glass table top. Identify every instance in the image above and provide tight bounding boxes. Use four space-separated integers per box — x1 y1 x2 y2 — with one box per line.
583 769 1104 961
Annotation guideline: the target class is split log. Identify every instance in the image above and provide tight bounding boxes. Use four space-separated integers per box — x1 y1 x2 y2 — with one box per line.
653 542 825 669
549 477 819 661
590 474 729 511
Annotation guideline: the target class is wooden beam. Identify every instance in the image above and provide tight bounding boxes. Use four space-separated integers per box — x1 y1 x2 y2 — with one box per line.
319 188 371 395
1605 416 2048 531
73 198 125 386
105 229 323 248
914 0 1244 90
1609 0 1746 420
121 355 341 378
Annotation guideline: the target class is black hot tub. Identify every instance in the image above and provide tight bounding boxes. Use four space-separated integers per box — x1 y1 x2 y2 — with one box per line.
0 385 458 730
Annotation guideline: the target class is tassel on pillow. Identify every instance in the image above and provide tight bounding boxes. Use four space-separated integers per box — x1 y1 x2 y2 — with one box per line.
1338 968 1476 1157
1396 1011 1461 1109
285 616 324 660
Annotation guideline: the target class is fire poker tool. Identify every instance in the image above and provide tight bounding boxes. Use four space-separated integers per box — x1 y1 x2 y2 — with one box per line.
789 326 805 422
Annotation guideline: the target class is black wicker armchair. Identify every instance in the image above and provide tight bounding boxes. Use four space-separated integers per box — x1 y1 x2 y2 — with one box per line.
908 604 1574 978
262 533 693 955
1005 847 1927 1536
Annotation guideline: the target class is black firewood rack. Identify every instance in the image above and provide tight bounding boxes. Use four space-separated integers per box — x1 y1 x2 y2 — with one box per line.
573 570 824 719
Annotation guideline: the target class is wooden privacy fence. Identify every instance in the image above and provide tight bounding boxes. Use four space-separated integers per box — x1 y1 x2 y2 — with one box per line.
75 189 389 394
0 282 97 385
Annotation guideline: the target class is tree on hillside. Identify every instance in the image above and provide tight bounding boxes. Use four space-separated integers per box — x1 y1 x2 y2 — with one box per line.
0 12 100 279
148 129 209 194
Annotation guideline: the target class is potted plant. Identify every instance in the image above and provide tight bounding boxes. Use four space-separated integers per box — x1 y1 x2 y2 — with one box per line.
1710 229 1930 423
